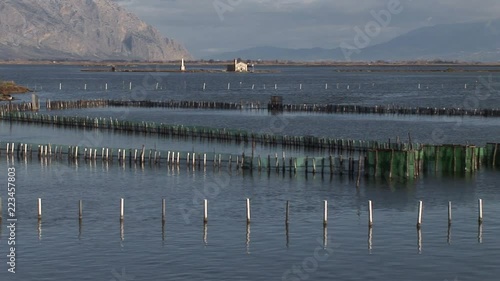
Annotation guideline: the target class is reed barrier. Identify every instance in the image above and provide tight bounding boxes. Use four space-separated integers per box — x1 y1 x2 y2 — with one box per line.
2 98 499 117
1 141 498 178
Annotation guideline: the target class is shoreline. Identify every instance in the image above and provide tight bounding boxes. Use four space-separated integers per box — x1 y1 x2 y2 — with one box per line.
2 60 500 68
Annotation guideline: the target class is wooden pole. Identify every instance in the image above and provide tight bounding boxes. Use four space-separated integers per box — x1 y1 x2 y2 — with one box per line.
204 199 208 223
478 199 483 224
162 199 166 223
417 200 423 228
323 200 328 226
368 200 373 227
448 201 452 225
79 200 83 220
120 198 124 221
493 143 498 167
285 201 289 225
38 198 42 220
246 198 251 224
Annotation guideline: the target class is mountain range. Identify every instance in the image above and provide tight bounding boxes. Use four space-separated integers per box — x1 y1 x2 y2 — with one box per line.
212 20 500 62
0 0 191 61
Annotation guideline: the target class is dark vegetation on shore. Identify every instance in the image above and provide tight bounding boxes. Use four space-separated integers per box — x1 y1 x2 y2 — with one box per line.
0 81 31 101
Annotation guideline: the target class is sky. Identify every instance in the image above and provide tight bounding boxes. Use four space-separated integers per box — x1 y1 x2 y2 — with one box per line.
113 0 500 58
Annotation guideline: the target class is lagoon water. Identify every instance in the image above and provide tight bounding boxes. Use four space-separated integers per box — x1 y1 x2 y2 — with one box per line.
0 64 500 280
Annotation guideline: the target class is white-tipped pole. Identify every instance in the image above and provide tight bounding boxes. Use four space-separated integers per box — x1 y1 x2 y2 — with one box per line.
323 200 328 226
228 83 230 90
129 82 132 90
246 198 251 224
204 199 208 223
417 200 423 228
203 83 206 90
84 84 87 90
325 83 328 90
368 200 373 227
38 198 42 220
59 83 62 90
478 199 483 223
299 84 302 90
120 198 124 221
105 83 108 91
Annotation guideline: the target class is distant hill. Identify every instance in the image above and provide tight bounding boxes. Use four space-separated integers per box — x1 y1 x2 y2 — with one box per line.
211 46 342 61
211 19 500 62
0 0 191 61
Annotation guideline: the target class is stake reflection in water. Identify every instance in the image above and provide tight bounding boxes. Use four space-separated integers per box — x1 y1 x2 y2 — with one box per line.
478 224 483 244
38 220 42 240
368 227 373 253
120 221 124 241
447 225 451 245
323 225 328 248
285 223 290 248
203 223 208 246
417 228 422 254
246 224 251 254
79 220 83 240
162 221 166 242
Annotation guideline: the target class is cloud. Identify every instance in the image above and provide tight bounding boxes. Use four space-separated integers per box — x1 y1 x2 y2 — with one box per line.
112 0 500 58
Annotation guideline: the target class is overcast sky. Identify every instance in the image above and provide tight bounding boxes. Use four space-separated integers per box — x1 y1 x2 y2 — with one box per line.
114 0 500 58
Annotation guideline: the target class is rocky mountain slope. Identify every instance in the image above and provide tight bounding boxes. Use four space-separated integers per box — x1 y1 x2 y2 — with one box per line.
0 0 191 61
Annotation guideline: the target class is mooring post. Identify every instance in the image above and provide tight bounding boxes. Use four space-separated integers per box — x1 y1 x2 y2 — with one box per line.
448 201 452 225
246 198 251 224
285 201 290 225
478 199 483 224
79 200 83 220
120 198 124 221
162 198 166 223
38 198 42 220
368 200 373 227
417 200 423 229
204 199 208 223
323 200 328 226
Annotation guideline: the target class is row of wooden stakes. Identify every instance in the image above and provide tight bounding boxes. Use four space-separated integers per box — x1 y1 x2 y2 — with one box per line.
0 198 485 228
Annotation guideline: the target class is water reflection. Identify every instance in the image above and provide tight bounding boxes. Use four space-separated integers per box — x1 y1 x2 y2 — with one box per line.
203 222 208 246
285 223 289 248
368 227 373 253
162 221 166 243
447 225 452 245
37 219 42 240
417 228 422 254
78 219 83 240
478 223 483 244
323 226 328 248
246 224 251 254
120 221 125 242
